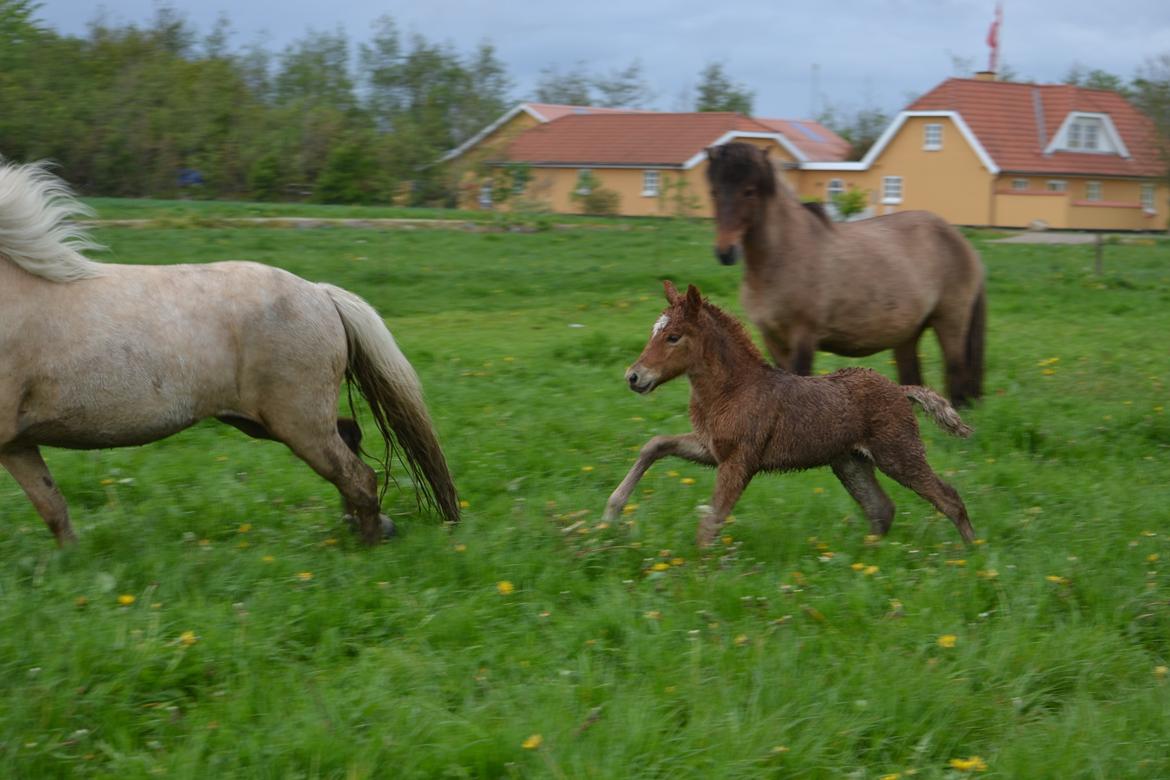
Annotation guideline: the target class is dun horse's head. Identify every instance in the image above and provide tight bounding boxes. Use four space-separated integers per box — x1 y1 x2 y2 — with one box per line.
705 142 776 265
626 281 704 394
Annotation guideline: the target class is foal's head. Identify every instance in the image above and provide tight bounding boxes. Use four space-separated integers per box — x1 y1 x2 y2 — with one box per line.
705 142 776 265
625 281 705 394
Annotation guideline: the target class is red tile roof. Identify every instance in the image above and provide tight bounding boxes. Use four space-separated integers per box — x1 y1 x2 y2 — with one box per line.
907 77 1165 177
502 112 778 167
754 118 851 161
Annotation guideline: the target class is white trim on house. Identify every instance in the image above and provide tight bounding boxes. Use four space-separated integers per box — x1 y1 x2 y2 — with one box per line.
1044 112 1130 158
681 130 809 169
802 111 1000 174
439 103 550 162
923 123 943 151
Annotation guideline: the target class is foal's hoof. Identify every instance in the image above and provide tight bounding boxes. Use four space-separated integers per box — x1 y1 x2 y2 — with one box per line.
343 513 397 540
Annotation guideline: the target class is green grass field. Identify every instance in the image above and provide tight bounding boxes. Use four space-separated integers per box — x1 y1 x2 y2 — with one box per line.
2 211 1168 778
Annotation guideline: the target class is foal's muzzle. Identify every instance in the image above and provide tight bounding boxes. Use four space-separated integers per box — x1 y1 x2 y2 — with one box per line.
714 245 741 266
626 368 655 394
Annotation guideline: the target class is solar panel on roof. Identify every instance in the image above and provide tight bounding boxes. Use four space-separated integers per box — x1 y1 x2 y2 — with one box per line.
792 122 825 142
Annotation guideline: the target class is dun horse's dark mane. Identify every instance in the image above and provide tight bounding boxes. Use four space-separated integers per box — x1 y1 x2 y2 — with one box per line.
706 142 777 198
801 201 834 228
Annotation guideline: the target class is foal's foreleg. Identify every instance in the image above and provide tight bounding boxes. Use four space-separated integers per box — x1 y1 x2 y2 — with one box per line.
696 459 753 548
603 433 714 521
1 447 76 546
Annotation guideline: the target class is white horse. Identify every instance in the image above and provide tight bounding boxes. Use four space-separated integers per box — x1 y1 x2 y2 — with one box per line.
0 160 459 546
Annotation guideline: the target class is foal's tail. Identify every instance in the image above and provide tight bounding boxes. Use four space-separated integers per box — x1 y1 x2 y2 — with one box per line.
904 386 973 438
320 284 460 524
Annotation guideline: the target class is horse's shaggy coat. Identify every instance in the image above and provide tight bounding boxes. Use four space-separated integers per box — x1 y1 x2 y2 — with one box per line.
605 281 976 547
705 141 986 407
0 160 458 546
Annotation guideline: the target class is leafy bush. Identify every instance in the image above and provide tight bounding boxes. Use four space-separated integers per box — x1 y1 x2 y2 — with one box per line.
832 187 869 219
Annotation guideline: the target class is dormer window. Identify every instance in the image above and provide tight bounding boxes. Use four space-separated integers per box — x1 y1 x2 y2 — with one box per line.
1047 112 1129 157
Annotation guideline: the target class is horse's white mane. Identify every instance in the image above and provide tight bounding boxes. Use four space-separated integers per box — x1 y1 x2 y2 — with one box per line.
0 159 104 282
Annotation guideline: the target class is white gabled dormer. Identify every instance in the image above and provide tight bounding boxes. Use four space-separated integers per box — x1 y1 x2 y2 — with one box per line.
1045 112 1130 157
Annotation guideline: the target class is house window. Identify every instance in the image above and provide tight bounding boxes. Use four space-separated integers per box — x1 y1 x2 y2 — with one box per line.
478 182 493 208
1086 181 1102 201
826 178 845 200
924 123 943 151
1142 183 1156 212
1011 179 1028 191
1068 119 1101 151
575 169 593 195
1046 180 1067 193
882 176 903 204
642 170 661 197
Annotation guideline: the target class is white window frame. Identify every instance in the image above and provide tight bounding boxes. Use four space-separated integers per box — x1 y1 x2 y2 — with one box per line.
1047 112 1128 157
641 170 661 197
478 181 493 208
881 176 903 205
1086 180 1102 201
826 178 845 200
1011 178 1028 191
1141 183 1156 213
575 169 593 195
1046 180 1067 193
923 123 943 151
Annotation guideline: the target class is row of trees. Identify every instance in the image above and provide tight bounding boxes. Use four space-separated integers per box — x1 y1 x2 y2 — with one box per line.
0 1 1166 203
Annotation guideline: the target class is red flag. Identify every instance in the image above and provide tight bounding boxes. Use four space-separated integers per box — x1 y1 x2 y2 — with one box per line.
986 2 1003 71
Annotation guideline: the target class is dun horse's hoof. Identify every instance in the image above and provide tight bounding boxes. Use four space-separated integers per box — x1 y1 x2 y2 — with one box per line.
343 513 397 541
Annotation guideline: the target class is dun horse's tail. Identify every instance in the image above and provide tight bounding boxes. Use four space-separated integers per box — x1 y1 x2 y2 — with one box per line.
904 386 973 438
0 159 105 282
320 284 460 525
965 282 987 402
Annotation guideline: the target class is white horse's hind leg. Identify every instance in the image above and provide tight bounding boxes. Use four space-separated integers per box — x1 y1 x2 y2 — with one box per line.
1 447 77 546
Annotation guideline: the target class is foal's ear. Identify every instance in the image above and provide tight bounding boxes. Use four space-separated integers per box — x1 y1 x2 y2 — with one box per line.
684 284 703 314
663 279 682 304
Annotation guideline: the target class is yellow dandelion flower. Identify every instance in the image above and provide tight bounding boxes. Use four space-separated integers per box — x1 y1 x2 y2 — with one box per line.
179 631 197 647
521 734 543 750
666 470 680 478
644 610 662 620
1152 665 1167 679
597 521 610 530
117 594 136 606
864 534 881 544
459 499 470 509
851 562 865 571
261 555 275 563
622 504 638 515
734 634 749 646
237 523 252 533
496 580 515 595
1041 368 1056 376
322 538 338 546
1147 553 1160 563
976 569 998 579
680 477 696 485
454 543 468 553
722 535 734 545
75 596 89 608
948 756 988 772
813 486 825 494
879 774 902 780
864 565 879 576
671 557 685 567
1045 575 1069 585
296 571 313 581
650 562 670 572
770 745 789 754
581 465 594 472
938 634 957 648
946 559 967 567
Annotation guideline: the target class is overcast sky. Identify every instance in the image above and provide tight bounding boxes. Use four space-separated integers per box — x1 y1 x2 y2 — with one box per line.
34 1 1170 118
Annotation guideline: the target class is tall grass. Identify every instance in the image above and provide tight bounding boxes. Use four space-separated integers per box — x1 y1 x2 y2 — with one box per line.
1 220 1167 778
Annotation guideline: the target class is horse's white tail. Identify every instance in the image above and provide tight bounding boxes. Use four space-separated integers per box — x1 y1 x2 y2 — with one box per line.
904 386 973 438
0 159 105 282
320 284 461 524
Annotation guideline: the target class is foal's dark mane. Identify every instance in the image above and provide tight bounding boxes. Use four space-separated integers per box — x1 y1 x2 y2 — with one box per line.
693 298 768 367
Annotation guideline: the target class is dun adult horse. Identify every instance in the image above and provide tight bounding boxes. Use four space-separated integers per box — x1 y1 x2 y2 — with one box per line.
0 160 459 546
604 281 976 547
705 141 986 407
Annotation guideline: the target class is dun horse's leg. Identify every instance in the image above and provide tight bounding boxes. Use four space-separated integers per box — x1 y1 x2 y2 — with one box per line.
760 330 792 369
868 442 975 544
830 454 896 536
697 459 752 547
931 316 971 408
1 448 76 546
894 340 924 387
604 433 714 521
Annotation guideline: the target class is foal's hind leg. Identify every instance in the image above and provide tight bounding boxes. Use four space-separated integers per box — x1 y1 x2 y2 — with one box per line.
1 447 76 546
830 454 895 536
868 441 975 544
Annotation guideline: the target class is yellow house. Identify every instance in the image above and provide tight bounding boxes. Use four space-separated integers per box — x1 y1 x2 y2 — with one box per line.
442 104 849 216
804 75 1169 231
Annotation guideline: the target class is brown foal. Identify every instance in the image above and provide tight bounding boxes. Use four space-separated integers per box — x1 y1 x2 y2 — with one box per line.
604 281 976 547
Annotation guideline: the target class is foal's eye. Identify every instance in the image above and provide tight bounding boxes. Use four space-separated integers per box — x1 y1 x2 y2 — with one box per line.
666 334 681 344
